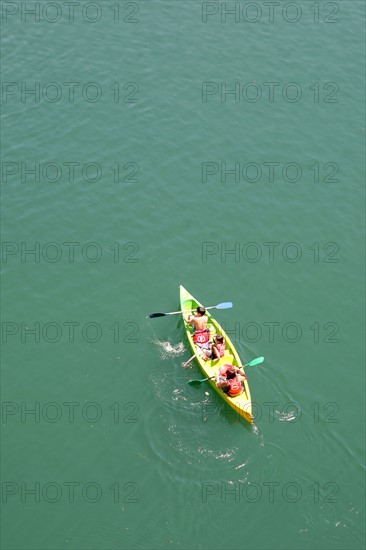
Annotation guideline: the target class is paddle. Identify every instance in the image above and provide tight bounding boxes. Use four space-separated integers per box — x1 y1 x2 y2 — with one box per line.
187 356 264 385
149 302 232 318
182 354 196 368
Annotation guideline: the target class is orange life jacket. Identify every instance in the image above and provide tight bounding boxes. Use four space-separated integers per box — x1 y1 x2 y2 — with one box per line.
227 377 243 396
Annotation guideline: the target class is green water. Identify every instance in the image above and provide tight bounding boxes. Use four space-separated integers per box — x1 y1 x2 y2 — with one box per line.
1 1 365 549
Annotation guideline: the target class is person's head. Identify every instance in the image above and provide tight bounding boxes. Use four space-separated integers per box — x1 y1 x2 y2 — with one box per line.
226 367 236 379
196 306 206 316
215 335 224 343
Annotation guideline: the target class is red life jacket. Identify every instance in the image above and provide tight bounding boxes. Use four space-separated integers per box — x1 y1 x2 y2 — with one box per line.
227 377 243 397
215 342 225 357
193 329 210 345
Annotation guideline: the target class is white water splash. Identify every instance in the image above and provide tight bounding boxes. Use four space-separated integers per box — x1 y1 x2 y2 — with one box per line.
252 424 265 446
153 339 186 360
277 409 297 422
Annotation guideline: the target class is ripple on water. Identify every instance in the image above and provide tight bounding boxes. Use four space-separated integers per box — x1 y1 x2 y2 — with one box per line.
144 364 250 481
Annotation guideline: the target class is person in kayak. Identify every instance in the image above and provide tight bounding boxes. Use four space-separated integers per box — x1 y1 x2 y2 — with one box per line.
201 334 226 362
185 306 208 332
185 307 210 344
216 365 246 397
185 306 211 358
212 334 225 360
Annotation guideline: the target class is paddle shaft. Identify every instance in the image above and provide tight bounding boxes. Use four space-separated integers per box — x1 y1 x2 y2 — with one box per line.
187 356 264 384
149 302 232 318
182 354 196 367
165 305 218 315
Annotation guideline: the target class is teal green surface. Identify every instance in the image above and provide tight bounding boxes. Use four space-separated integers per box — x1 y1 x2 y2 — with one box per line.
1 1 365 549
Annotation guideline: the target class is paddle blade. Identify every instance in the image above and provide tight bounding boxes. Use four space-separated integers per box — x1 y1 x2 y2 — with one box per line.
246 356 264 367
216 302 233 310
187 380 203 386
188 376 214 385
149 312 166 318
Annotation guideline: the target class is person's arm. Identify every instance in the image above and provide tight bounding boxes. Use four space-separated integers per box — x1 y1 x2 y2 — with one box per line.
216 374 228 388
212 345 220 360
190 317 199 331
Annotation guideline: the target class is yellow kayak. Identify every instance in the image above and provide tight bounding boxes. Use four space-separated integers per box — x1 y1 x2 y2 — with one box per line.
180 285 253 424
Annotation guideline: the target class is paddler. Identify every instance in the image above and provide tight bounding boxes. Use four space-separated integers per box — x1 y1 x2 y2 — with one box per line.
212 334 225 360
200 334 226 362
184 306 208 331
216 365 246 397
185 306 211 351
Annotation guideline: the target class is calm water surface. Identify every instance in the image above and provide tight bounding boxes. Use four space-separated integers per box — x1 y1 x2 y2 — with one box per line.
1 1 365 549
